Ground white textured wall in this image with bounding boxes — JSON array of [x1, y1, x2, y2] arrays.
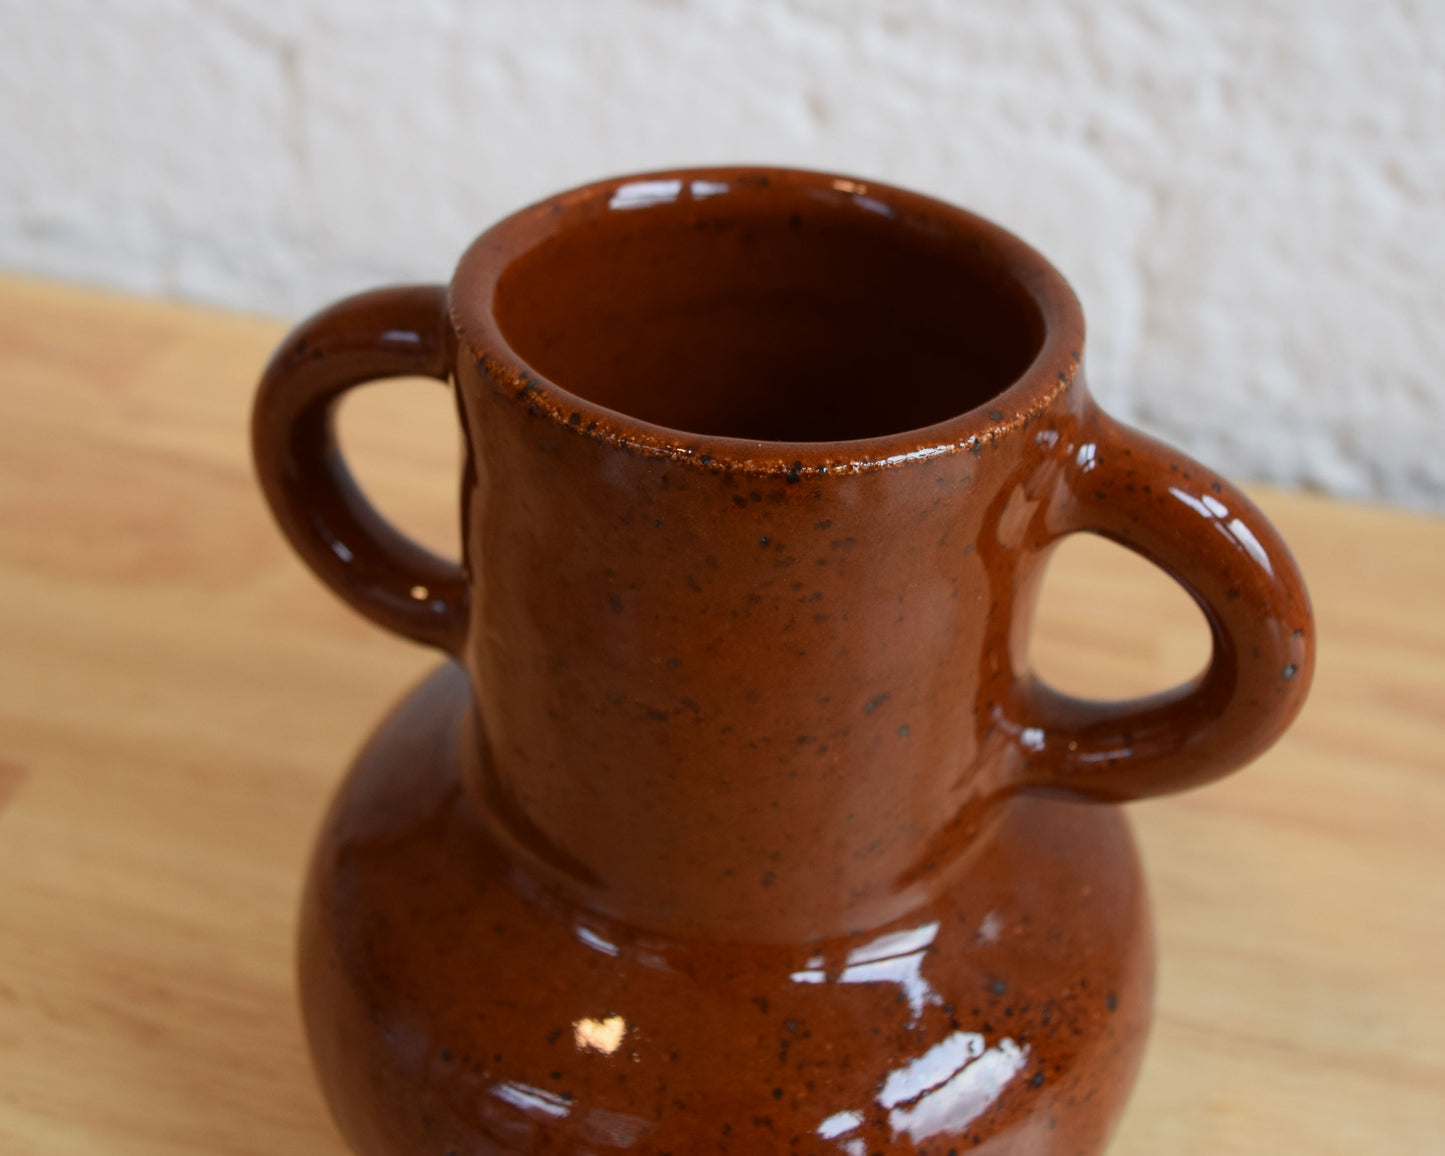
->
[[3, 0, 1442, 508]]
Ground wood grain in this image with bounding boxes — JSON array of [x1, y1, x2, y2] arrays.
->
[[0, 275, 1440, 1155]]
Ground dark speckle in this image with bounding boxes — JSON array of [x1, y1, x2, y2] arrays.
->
[[1031, 1071, 1045, 1088], [1212, 481, 1223, 493], [608, 594, 624, 614], [699, 453, 713, 465], [568, 411, 582, 425], [1106, 992, 1118, 1011], [752, 996, 770, 1014], [987, 409, 1005, 422], [1282, 663, 1298, 680], [897, 724, 911, 738], [759, 536, 771, 548], [441, 1049, 452, 1062], [789, 211, 802, 229], [1226, 587, 1240, 602], [772, 1086, 784, 1099], [786, 460, 803, 484], [546, 1028, 563, 1044], [863, 692, 890, 715], [988, 977, 1008, 996]]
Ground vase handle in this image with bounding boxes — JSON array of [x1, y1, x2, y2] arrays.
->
[[1011, 405, 1313, 801], [251, 285, 469, 656]]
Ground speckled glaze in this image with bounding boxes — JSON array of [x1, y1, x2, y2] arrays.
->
[[253, 168, 1314, 1155]]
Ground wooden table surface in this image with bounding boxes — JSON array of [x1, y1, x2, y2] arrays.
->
[[0, 274, 1441, 1155]]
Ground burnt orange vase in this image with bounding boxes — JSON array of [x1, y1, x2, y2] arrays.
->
[[253, 169, 1313, 1156]]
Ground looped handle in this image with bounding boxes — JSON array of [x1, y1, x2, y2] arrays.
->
[[1013, 406, 1314, 801], [252, 284, 469, 655]]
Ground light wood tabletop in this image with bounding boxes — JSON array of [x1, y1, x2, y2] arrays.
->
[[0, 274, 1440, 1155]]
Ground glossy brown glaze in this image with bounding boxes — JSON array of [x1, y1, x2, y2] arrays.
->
[[302, 663, 1153, 1156], [253, 168, 1315, 1154]]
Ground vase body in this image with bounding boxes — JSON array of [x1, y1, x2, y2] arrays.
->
[[300, 663, 1153, 1156], [253, 168, 1315, 1155]]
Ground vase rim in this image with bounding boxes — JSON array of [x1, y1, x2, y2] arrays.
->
[[450, 165, 1086, 477]]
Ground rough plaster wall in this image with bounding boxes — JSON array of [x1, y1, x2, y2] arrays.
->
[[2, 0, 1442, 507]]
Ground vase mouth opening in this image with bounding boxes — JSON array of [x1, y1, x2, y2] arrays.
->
[[452, 167, 1085, 474]]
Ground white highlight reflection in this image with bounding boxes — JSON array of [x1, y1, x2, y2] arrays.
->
[[788, 927, 944, 1023], [576, 925, 620, 957], [873, 442, 953, 467], [881, 1033, 1029, 1144], [846, 922, 938, 965], [1170, 487, 1212, 519], [817, 1109, 864, 1139], [1227, 517, 1273, 575], [1170, 486, 1274, 576], [878, 1030, 983, 1108], [492, 1080, 572, 1119], [790, 953, 827, 984], [852, 194, 893, 217], [609, 179, 683, 210], [574, 1014, 627, 1054], [839, 922, 942, 1024]]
